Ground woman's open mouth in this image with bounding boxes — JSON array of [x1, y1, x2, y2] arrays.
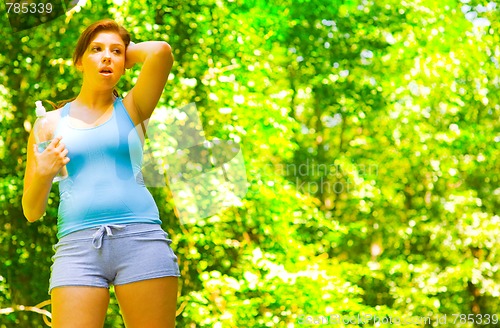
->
[[99, 67, 113, 76]]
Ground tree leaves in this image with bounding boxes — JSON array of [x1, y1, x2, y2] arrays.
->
[[1, 0, 499, 326]]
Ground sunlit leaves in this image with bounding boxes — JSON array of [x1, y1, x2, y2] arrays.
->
[[1, 0, 500, 326]]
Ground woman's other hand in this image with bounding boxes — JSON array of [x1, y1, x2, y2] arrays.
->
[[34, 136, 70, 180]]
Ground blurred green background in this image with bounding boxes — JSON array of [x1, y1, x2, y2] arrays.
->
[[1, 0, 499, 327]]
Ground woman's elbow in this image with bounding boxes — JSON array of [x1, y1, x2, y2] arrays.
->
[[22, 207, 37, 223], [22, 199, 41, 223], [156, 42, 173, 61], [25, 216, 38, 223], [159, 41, 172, 53], [23, 210, 39, 223]]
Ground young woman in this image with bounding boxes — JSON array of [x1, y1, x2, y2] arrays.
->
[[22, 19, 179, 327]]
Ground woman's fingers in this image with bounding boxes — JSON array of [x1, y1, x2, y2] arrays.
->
[[55, 141, 66, 152], [56, 143, 69, 162], [50, 136, 63, 148], [49, 137, 67, 154], [61, 149, 70, 164], [31, 136, 69, 179], [36, 136, 62, 153], [36, 137, 69, 163]]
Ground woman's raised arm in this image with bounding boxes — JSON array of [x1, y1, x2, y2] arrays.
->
[[123, 41, 173, 124]]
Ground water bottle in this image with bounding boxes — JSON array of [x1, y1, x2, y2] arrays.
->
[[33, 100, 68, 182]]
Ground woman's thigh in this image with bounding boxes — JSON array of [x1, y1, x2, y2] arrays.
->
[[115, 277, 178, 328], [51, 286, 109, 328]]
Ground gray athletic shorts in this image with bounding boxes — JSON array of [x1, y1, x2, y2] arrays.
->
[[49, 223, 180, 294]]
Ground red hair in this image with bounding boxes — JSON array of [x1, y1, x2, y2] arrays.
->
[[49, 19, 131, 109], [73, 18, 131, 66]]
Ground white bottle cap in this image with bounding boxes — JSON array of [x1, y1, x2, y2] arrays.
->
[[35, 100, 46, 117]]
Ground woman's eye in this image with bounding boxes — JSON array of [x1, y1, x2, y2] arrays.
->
[[92, 46, 101, 52], [113, 49, 121, 54]]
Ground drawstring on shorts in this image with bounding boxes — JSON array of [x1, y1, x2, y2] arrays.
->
[[92, 225, 125, 249]]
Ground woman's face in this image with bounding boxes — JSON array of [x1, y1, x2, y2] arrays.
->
[[76, 31, 126, 90]]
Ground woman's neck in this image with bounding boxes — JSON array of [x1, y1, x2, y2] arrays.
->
[[75, 86, 116, 111]]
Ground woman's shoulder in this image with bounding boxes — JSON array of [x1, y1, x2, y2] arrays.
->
[[46, 107, 64, 119], [45, 107, 65, 129]]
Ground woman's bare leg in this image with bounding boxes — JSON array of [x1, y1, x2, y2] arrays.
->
[[115, 277, 178, 328], [51, 286, 110, 328]]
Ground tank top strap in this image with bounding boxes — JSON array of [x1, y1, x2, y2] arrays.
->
[[60, 102, 71, 118], [114, 97, 140, 131], [114, 97, 129, 115], [54, 102, 70, 136]]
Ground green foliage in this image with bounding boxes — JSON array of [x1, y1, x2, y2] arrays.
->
[[1, 0, 499, 327]]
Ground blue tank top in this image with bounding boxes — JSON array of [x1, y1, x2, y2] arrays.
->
[[54, 97, 161, 238]]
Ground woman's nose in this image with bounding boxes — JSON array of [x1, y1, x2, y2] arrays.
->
[[102, 51, 111, 62]]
